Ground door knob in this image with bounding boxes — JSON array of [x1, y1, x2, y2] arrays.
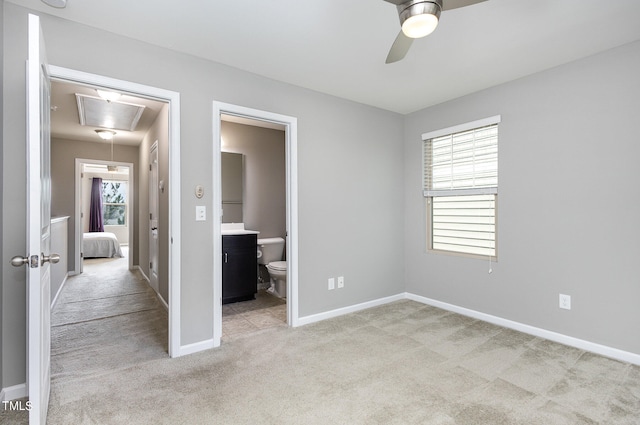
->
[[10, 255, 40, 268], [10, 256, 30, 267], [41, 253, 60, 265]]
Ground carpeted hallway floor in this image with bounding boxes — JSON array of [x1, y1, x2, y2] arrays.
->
[[3, 251, 639, 424]]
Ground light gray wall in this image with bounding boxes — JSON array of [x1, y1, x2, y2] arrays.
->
[[1, 3, 404, 389], [0, 0, 5, 392], [138, 103, 169, 303], [51, 138, 140, 268], [2, 1, 28, 390], [404, 40, 640, 355], [221, 121, 286, 239]]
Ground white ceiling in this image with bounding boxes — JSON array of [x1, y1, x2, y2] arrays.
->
[[10, 0, 640, 114]]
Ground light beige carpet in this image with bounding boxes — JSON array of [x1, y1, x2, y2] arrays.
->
[[3, 255, 639, 424]]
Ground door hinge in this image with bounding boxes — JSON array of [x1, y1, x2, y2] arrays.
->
[[149, 164, 152, 171], [150, 213, 153, 220], [81, 172, 84, 178], [81, 212, 83, 218]]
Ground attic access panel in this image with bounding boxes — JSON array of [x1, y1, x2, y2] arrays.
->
[[75, 93, 145, 131]]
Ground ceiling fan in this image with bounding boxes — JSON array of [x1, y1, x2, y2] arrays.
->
[[383, 0, 488, 64]]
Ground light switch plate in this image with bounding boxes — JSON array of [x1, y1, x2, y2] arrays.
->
[[328, 278, 335, 290], [196, 206, 206, 221]]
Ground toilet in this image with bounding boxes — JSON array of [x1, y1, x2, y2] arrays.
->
[[257, 237, 287, 298]]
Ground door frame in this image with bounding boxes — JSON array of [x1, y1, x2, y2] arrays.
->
[[74, 159, 135, 274], [49, 65, 182, 357], [212, 101, 300, 346], [148, 141, 160, 294]]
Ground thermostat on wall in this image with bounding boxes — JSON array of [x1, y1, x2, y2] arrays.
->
[[195, 185, 204, 199]]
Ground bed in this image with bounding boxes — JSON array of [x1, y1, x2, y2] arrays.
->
[[82, 232, 124, 258]]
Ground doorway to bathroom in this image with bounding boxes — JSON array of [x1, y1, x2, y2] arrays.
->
[[212, 102, 299, 345]]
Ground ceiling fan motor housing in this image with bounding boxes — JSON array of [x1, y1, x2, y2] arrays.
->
[[397, 0, 442, 27]]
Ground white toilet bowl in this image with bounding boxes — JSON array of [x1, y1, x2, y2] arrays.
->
[[265, 261, 287, 298], [257, 237, 287, 299]]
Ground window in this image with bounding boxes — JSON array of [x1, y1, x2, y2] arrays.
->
[[102, 180, 127, 226], [422, 116, 500, 258]]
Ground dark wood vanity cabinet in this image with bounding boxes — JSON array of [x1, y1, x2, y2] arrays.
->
[[222, 234, 257, 304]]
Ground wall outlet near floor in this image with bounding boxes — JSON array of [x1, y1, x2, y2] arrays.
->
[[328, 277, 335, 290], [559, 294, 571, 310], [337, 276, 344, 288]]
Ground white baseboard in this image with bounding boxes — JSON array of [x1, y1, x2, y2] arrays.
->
[[50, 272, 69, 309], [157, 294, 169, 311], [135, 265, 150, 282], [294, 291, 640, 366], [177, 339, 218, 357], [296, 293, 406, 326], [135, 266, 168, 311], [1, 383, 27, 401], [406, 292, 640, 366]]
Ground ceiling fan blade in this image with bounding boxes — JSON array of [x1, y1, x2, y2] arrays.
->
[[386, 31, 414, 64], [382, 0, 407, 5], [442, 0, 488, 11]]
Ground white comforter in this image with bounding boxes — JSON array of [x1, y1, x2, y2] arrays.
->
[[83, 232, 124, 258]]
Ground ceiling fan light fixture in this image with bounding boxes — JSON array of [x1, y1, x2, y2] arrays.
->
[[399, 1, 441, 38]]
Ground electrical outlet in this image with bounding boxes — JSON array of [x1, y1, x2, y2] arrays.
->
[[337, 276, 344, 288], [328, 278, 335, 290], [559, 294, 571, 310]]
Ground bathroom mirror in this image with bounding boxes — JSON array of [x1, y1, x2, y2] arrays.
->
[[221, 152, 244, 223]]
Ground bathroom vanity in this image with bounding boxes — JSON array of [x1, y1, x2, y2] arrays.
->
[[222, 228, 258, 304]]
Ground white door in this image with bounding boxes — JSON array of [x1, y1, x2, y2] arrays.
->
[[149, 142, 159, 293], [11, 14, 56, 425]]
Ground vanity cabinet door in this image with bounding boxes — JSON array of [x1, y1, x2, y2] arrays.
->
[[222, 234, 257, 304]]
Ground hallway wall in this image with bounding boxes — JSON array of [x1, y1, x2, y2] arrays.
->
[[221, 121, 286, 240], [51, 138, 140, 269]]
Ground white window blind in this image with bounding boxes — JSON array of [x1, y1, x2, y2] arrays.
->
[[422, 117, 499, 258], [424, 123, 498, 196], [430, 194, 496, 257]]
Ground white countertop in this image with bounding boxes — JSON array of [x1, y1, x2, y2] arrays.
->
[[221, 223, 259, 235]]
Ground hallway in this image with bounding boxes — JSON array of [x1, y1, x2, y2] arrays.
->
[[50, 249, 168, 386]]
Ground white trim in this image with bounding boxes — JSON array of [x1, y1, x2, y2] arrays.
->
[[178, 339, 217, 357], [212, 102, 300, 345], [296, 294, 406, 326], [421, 115, 501, 141], [50, 273, 68, 309], [134, 266, 168, 310], [1, 383, 28, 401], [424, 187, 498, 197], [296, 291, 640, 365], [406, 292, 640, 366], [74, 158, 134, 274], [50, 65, 182, 358], [135, 265, 150, 283]]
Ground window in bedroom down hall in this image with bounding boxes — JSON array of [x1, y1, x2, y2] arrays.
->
[[102, 180, 127, 226], [422, 116, 500, 259]]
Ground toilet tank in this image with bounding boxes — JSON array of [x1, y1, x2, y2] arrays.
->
[[257, 237, 285, 265]]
